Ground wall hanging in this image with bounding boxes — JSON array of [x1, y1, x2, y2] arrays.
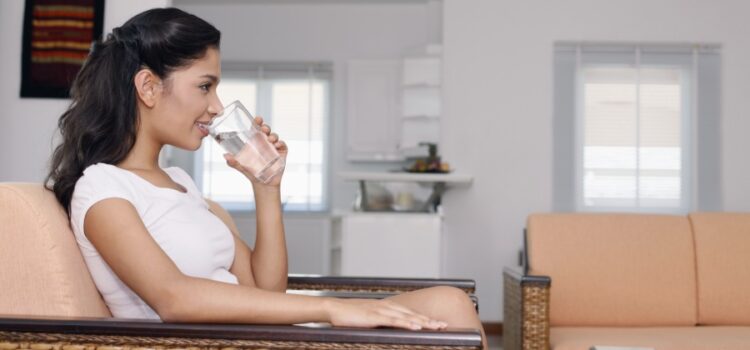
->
[[20, 0, 104, 98]]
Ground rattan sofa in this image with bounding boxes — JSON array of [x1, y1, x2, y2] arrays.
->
[[504, 213, 750, 350], [0, 183, 482, 350]]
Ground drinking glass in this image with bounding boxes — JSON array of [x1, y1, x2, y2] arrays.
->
[[208, 100, 285, 184]]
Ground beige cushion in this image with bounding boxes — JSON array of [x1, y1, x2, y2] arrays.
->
[[551, 326, 750, 350], [0, 183, 110, 317], [690, 212, 750, 325], [527, 213, 697, 326]]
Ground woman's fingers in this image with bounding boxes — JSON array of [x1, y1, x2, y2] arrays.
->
[[380, 304, 430, 324], [254, 116, 272, 134], [268, 132, 279, 143], [375, 302, 445, 330], [252, 116, 278, 145], [387, 316, 422, 331], [223, 153, 261, 181], [327, 298, 447, 331], [223, 153, 239, 167], [378, 309, 433, 330], [381, 300, 445, 328], [275, 140, 288, 153]]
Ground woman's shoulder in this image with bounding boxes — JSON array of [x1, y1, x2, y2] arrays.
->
[[75, 163, 138, 197], [81, 162, 120, 177], [70, 163, 143, 233]]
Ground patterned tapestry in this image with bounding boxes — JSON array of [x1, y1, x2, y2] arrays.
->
[[20, 0, 105, 98]]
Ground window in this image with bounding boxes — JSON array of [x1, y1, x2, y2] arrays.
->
[[553, 43, 722, 213], [581, 65, 689, 210], [195, 63, 331, 212]]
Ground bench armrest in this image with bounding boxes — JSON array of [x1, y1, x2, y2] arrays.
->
[[287, 274, 476, 294], [503, 266, 551, 350], [0, 315, 483, 350], [288, 274, 479, 312]]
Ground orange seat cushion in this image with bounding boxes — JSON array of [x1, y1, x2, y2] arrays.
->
[[527, 213, 697, 326], [690, 212, 750, 325], [551, 326, 750, 350]]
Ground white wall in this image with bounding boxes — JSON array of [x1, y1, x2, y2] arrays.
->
[[442, 0, 750, 320], [0, 0, 169, 182], [0, 1, 68, 182]]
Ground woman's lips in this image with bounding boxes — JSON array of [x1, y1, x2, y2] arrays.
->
[[195, 122, 210, 137]]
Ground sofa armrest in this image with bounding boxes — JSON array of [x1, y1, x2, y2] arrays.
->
[[287, 274, 476, 294], [503, 266, 551, 350], [287, 274, 479, 312], [0, 315, 483, 350]]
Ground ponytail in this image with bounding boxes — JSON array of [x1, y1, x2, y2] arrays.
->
[[46, 7, 220, 215]]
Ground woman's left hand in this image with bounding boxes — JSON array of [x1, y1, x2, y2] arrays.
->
[[223, 116, 288, 188]]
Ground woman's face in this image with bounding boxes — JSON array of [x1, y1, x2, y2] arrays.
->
[[150, 47, 223, 151]]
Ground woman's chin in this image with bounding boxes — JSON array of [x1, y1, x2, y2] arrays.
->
[[188, 142, 202, 151], [192, 139, 205, 150], [166, 140, 202, 152]]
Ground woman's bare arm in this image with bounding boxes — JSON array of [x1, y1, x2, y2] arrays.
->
[[249, 186, 287, 292], [84, 198, 442, 330]]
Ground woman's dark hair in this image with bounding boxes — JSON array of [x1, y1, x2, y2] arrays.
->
[[46, 7, 220, 215]]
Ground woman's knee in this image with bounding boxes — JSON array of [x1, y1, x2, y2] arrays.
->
[[426, 286, 475, 311]]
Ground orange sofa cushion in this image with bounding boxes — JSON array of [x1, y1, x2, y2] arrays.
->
[[551, 326, 750, 350], [0, 183, 111, 317], [690, 212, 750, 325], [527, 213, 697, 326]]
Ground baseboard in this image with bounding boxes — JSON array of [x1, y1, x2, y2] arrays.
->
[[482, 322, 502, 335]]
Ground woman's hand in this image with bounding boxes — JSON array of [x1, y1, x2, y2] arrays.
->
[[223, 116, 288, 188], [324, 298, 448, 331]]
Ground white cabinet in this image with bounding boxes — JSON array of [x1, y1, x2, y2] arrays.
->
[[346, 45, 443, 161], [346, 60, 402, 161], [329, 171, 472, 278], [331, 213, 442, 278]]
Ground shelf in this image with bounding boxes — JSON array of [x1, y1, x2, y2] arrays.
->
[[339, 171, 473, 185]]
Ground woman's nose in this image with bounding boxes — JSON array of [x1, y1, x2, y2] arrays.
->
[[207, 94, 223, 116]]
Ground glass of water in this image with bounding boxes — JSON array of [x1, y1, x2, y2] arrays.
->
[[208, 100, 285, 184]]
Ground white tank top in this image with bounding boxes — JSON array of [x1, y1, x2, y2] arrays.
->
[[70, 163, 238, 320]]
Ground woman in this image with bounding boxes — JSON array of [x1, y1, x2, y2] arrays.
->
[[46, 7, 484, 343]]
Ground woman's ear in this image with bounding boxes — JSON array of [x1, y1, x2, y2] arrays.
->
[[134, 68, 161, 108]]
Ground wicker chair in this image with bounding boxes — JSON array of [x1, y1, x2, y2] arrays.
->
[[0, 183, 482, 350]]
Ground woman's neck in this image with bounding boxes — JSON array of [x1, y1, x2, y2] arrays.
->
[[117, 136, 163, 171]]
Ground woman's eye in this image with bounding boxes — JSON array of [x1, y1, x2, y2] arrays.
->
[[200, 83, 211, 92]]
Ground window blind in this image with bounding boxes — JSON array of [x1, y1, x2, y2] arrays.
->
[[553, 43, 722, 213]]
